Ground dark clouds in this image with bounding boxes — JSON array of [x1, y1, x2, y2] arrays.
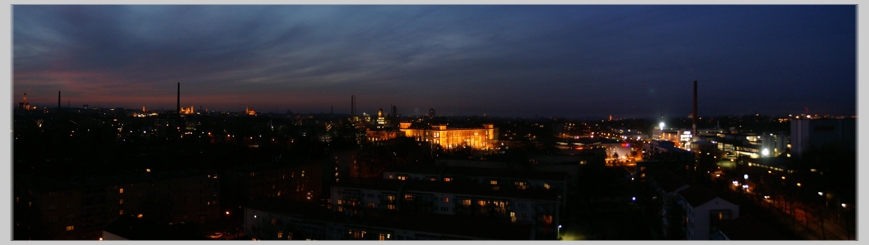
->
[[13, 5, 856, 118]]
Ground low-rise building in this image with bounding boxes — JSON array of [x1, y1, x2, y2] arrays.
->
[[676, 186, 739, 240]]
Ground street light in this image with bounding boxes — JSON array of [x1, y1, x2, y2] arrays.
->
[[744, 174, 749, 180]]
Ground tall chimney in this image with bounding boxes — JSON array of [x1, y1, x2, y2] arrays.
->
[[177, 82, 181, 114], [58, 91, 61, 109], [692, 80, 697, 139], [351, 95, 355, 118]]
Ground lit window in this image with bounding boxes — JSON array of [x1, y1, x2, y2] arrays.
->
[[388, 204, 395, 210], [119, 199, 124, 204], [397, 176, 406, 181], [66, 225, 74, 231], [387, 195, 394, 201], [119, 210, 124, 215], [337, 200, 343, 205], [137, 214, 143, 218], [119, 188, 124, 194], [544, 183, 550, 190], [278, 232, 283, 239], [490, 180, 498, 185], [444, 177, 452, 182], [463, 199, 471, 206], [444, 197, 449, 203]]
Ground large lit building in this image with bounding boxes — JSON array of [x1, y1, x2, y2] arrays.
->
[[400, 123, 497, 150], [331, 177, 560, 239], [790, 117, 856, 157]]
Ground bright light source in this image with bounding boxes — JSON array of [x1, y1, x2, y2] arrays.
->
[[762, 148, 770, 156], [742, 184, 749, 189], [631, 197, 636, 202], [226, 211, 230, 215], [797, 183, 802, 187], [659, 122, 665, 129], [744, 174, 749, 180], [842, 203, 847, 208], [818, 192, 824, 196]]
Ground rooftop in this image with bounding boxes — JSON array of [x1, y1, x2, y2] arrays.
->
[[334, 177, 560, 201]]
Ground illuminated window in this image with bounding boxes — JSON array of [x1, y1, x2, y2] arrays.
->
[[368, 202, 375, 207], [250, 172, 255, 177], [137, 214, 143, 218], [544, 183, 550, 190], [66, 225, 74, 231], [397, 175, 406, 181], [387, 195, 394, 201], [405, 194, 413, 200], [277, 232, 283, 239], [119, 199, 124, 204], [119, 188, 124, 194], [387, 204, 395, 210], [119, 210, 124, 215], [271, 218, 276, 225], [444, 197, 449, 203], [444, 177, 452, 182], [337, 200, 343, 205], [478, 200, 487, 206], [463, 199, 471, 206], [543, 215, 553, 224], [490, 180, 498, 185]]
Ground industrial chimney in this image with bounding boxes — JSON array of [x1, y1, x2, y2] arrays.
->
[[58, 91, 61, 110], [692, 80, 697, 139], [176, 82, 181, 114]]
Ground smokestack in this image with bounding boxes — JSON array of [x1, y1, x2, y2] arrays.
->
[[351, 95, 355, 118], [58, 91, 61, 109], [176, 82, 181, 114], [692, 80, 697, 138]]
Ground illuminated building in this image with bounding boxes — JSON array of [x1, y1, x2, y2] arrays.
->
[[245, 107, 257, 116], [331, 177, 558, 239], [18, 93, 33, 110], [180, 105, 194, 115], [400, 123, 497, 150], [376, 108, 385, 125], [366, 129, 399, 143]]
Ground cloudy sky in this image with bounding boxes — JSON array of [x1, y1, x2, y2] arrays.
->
[[12, 5, 856, 118]]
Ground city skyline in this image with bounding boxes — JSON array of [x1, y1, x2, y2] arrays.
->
[[12, 5, 857, 118]]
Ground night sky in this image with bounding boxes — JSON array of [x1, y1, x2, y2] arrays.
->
[[12, 5, 856, 119]]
